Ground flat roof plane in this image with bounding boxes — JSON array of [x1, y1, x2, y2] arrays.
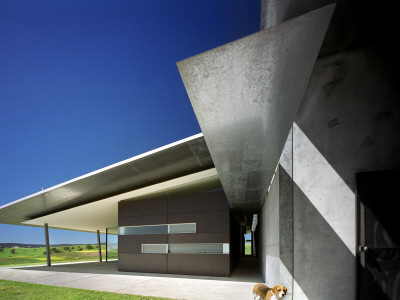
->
[[0, 133, 216, 230]]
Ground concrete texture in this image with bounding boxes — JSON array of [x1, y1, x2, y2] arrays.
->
[[292, 183, 355, 300], [260, 0, 399, 57], [260, 0, 333, 30], [287, 45, 400, 299], [259, 166, 279, 285], [295, 46, 400, 194], [278, 129, 294, 299], [292, 123, 355, 255], [178, 4, 335, 215], [257, 0, 400, 297], [0, 260, 262, 300], [259, 130, 294, 299]]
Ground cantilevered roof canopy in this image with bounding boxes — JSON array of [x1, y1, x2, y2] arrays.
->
[[0, 5, 336, 233], [23, 168, 220, 234], [178, 5, 335, 214], [0, 134, 217, 231]]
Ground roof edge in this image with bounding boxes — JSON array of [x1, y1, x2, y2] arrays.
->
[[0, 133, 204, 210]]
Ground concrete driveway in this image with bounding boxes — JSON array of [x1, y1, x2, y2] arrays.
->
[[0, 258, 261, 300]]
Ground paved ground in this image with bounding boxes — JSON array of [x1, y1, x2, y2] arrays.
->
[[0, 258, 262, 300]]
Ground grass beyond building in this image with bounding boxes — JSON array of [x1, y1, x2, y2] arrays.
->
[[0, 245, 117, 267]]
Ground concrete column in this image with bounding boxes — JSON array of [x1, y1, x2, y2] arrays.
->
[[97, 230, 102, 262], [251, 230, 256, 256], [105, 228, 108, 262], [44, 223, 51, 267]]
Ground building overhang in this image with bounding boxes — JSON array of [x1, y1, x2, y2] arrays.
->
[[0, 5, 336, 233], [0, 133, 219, 232], [177, 5, 335, 214], [23, 168, 220, 234]]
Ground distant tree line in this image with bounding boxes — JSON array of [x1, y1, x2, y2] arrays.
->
[[1, 244, 100, 256]]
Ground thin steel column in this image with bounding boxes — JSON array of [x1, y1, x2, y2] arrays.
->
[[97, 230, 102, 262], [44, 223, 51, 266], [105, 228, 108, 262], [251, 230, 255, 256]]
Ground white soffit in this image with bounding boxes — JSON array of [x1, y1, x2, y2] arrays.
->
[[0, 133, 214, 225], [23, 168, 220, 233]]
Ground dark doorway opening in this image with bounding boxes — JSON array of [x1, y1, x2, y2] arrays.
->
[[357, 169, 400, 300]]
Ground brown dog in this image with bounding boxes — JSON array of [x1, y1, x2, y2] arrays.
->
[[253, 283, 287, 300]]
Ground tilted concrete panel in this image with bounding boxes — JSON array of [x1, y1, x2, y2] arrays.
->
[[177, 5, 335, 214]]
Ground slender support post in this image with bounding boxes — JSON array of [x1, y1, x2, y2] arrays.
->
[[105, 228, 108, 262], [251, 214, 258, 257], [251, 230, 256, 256], [44, 223, 51, 266], [241, 228, 245, 257], [97, 230, 102, 262]]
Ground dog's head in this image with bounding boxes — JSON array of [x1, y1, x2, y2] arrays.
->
[[272, 285, 287, 298]]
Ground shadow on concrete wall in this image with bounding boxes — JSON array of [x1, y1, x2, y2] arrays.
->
[[288, 38, 400, 300], [280, 166, 396, 299], [295, 46, 400, 194], [278, 166, 354, 299]]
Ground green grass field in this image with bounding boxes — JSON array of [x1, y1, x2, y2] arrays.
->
[[0, 279, 175, 300], [245, 243, 251, 255], [0, 245, 118, 267]]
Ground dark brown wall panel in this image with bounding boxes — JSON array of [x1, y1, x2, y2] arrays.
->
[[118, 191, 231, 276], [167, 254, 230, 276], [119, 214, 167, 226], [168, 211, 229, 233], [168, 191, 229, 214], [119, 235, 168, 254], [119, 197, 167, 218], [118, 253, 167, 273]]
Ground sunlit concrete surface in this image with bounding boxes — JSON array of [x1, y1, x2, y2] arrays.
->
[[0, 259, 261, 300], [178, 5, 335, 214], [292, 123, 355, 254]]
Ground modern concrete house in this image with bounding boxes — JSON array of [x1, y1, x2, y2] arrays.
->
[[1, 1, 399, 299]]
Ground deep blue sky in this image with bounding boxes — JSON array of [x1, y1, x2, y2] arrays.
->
[[0, 0, 260, 244]]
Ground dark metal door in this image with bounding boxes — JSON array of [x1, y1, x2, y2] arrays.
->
[[357, 169, 400, 300]]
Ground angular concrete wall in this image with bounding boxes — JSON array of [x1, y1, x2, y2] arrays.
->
[[258, 0, 400, 299], [259, 47, 400, 300], [259, 166, 279, 286], [278, 130, 294, 299], [259, 129, 294, 298], [290, 45, 400, 299], [259, 122, 356, 299], [174, 0, 399, 297]]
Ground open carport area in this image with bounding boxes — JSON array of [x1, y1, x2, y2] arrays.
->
[[0, 258, 261, 300]]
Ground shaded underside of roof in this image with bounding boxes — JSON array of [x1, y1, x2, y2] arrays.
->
[[0, 134, 214, 226], [23, 168, 221, 234]]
